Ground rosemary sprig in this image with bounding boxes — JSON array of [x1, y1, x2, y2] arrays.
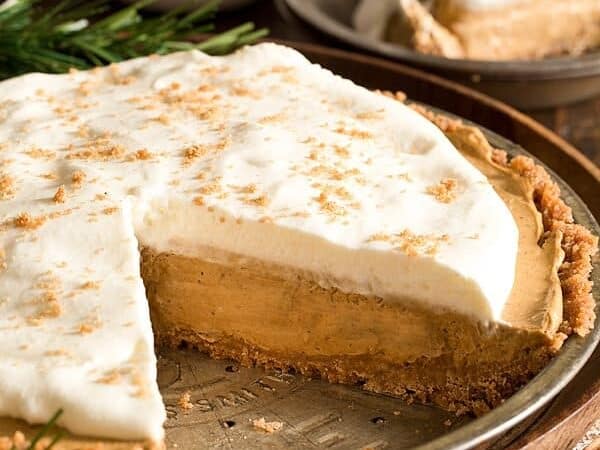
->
[[8, 408, 64, 450], [0, 0, 268, 79]]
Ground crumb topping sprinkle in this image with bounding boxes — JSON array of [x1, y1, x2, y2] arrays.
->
[[427, 177, 459, 203]]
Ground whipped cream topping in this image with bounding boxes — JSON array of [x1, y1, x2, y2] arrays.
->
[[0, 43, 518, 440]]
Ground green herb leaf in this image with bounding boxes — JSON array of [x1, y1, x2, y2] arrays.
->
[[0, 0, 268, 79], [23, 408, 63, 450]]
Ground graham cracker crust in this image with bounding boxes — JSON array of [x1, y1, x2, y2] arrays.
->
[[158, 328, 553, 417], [411, 104, 598, 337]]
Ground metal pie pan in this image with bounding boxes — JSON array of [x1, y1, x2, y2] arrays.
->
[[157, 110, 600, 450], [282, 0, 600, 109]]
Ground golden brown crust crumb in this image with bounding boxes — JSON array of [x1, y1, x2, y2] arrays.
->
[[181, 138, 230, 167], [368, 229, 449, 256], [0, 173, 15, 200], [25, 148, 56, 160], [177, 391, 194, 411], [26, 291, 62, 326], [426, 178, 458, 203], [115, 75, 137, 86], [44, 348, 69, 357], [183, 145, 207, 165], [2, 209, 71, 232], [131, 371, 148, 398], [333, 145, 350, 158], [238, 184, 257, 194], [245, 195, 269, 207], [315, 192, 347, 217], [198, 181, 221, 195], [127, 149, 154, 161], [152, 114, 170, 125], [81, 281, 101, 290], [355, 110, 383, 120], [52, 185, 66, 204], [258, 112, 286, 124], [14, 213, 46, 230], [102, 207, 118, 215], [231, 84, 261, 99], [0, 431, 27, 450], [40, 173, 58, 181], [374, 90, 407, 102], [252, 417, 283, 433], [35, 276, 61, 291], [78, 323, 95, 334], [71, 170, 86, 188], [334, 126, 373, 139], [67, 144, 125, 161], [77, 125, 90, 138], [257, 65, 294, 77], [96, 369, 121, 385]]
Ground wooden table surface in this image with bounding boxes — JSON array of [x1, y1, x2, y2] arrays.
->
[[217, 0, 600, 168]]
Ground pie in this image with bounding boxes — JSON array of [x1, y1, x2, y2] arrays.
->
[[0, 43, 596, 447], [354, 0, 600, 60]]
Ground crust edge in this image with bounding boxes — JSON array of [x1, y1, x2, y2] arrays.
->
[[408, 102, 598, 337]]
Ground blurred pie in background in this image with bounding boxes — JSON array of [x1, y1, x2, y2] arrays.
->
[[354, 0, 600, 60]]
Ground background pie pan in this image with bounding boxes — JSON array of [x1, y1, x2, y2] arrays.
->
[[0, 43, 598, 450], [283, 0, 600, 110]]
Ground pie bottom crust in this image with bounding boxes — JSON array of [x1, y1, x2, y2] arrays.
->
[[0, 108, 596, 450]]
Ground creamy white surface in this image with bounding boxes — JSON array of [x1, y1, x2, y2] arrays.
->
[[0, 43, 518, 440]]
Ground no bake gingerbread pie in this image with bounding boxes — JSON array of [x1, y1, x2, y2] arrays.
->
[[0, 44, 596, 447]]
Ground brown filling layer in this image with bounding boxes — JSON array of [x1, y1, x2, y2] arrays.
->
[[142, 246, 554, 415]]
